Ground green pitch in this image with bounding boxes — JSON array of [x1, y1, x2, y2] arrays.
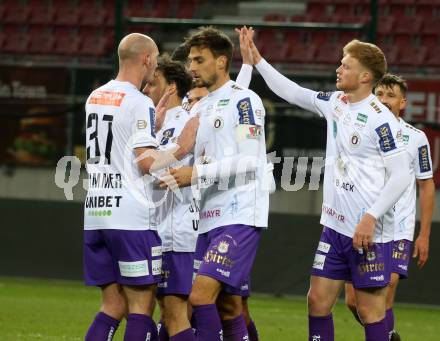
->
[[1, 277, 439, 340]]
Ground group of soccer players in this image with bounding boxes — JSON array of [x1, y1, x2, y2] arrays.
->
[[82, 24, 433, 341]]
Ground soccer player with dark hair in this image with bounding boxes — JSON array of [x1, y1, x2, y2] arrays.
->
[[345, 73, 435, 341], [83, 33, 161, 341], [239, 27, 411, 341], [142, 55, 198, 341], [162, 26, 270, 341]]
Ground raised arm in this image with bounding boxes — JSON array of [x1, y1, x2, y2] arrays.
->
[[238, 26, 323, 115]]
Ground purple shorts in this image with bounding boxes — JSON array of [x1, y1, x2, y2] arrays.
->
[[83, 229, 162, 286], [311, 227, 392, 289], [157, 251, 194, 296], [193, 224, 260, 296], [391, 239, 412, 279]]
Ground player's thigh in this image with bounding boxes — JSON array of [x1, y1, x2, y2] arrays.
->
[[355, 286, 388, 324], [344, 282, 357, 309], [216, 291, 243, 320], [308, 275, 344, 315], [189, 274, 222, 306]]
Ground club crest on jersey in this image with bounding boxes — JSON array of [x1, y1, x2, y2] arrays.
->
[[375, 123, 396, 153], [213, 116, 224, 129], [237, 97, 255, 125], [217, 241, 230, 254], [418, 145, 431, 172], [317, 91, 333, 101], [350, 132, 361, 147]]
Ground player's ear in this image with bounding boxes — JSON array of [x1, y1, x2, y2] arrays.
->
[[399, 97, 407, 111], [216, 55, 227, 70], [167, 82, 177, 93]]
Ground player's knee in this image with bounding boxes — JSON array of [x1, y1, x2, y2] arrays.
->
[[356, 303, 383, 324], [307, 289, 331, 315], [189, 288, 212, 306]]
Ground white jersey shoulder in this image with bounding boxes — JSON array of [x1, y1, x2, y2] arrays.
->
[[394, 119, 433, 241], [153, 106, 198, 252], [84, 80, 158, 231], [194, 80, 269, 234]]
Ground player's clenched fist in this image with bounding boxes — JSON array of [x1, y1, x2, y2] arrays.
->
[[353, 213, 376, 252], [160, 166, 197, 188]]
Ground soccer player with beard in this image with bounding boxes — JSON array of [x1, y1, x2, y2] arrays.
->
[[238, 27, 411, 341], [83, 33, 161, 341], [344, 74, 434, 341], [161, 27, 270, 341], [142, 55, 197, 341]]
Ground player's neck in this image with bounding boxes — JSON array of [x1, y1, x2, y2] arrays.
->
[[345, 87, 373, 104], [208, 73, 230, 92], [115, 67, 143, 90], [166, 95, 181, 111]]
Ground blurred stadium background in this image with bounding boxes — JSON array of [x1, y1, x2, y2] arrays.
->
[[1, 0, 440, 339]]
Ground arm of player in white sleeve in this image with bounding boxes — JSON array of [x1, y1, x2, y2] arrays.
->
[[255, 58, 322, 115], [366, 152, 411, 219], [235, 64, 253, 89], [195, 125, 261, 182]]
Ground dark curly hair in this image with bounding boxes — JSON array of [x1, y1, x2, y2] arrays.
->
[[185, 26, 234, 71], [375, 73, 408, 97], [157, 55, 193, 99]]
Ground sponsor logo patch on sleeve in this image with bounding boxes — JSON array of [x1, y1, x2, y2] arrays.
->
[[418, 145, 431, 172], [375, 123, 396, 153], [317, 91, 333, 101], [237, 97, 255, 125]]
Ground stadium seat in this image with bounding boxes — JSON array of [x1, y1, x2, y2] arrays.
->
[[152, 0, 171, 17], [314, 42, 344, 64], [78, 5, 108, 27], [29, 4, 56, 25], [2, 30, 30, 53], [284, 41, 317, 64], [392, 17, 422, 34], [377, 17, 394, 34], [28, 26, 56, 54], [53, 28, 81, 55], [3, 3, 31, 24], [54, 4, 80, 26], [421, 18, 440, 36], [176, 0, 197, 19], [425, 46, 440, 66], [397, 45, 427, 66]]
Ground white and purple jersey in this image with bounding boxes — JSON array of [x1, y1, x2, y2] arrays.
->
[[255, 59, 405, 243], [152, 106, 198, 252], [84, 80, 158, 231], [394, 118, 433, 241], [194, 80, 269, 234]]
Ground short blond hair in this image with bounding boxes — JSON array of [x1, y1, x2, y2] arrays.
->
[[343, 39, 387, 85]]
